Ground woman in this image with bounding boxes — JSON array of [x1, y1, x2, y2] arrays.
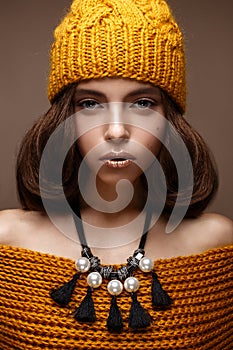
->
[[0, 0, 232, 349]]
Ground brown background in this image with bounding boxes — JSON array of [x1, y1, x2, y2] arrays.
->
[[0, 0, 232, 219]]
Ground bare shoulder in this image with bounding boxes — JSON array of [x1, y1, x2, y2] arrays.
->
[[0, 209, 23, 244], [198, 212, 233, 242], [181, 212, 233, 251], [0, 209, 80, 259], [0, 209, 46, 245]]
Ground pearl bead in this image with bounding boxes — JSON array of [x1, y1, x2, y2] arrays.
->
[[75, 257, 91, 273], [107, 280, 123, 296], [139, 257, 154, 272], [87, 272, 102, 288], [124, 277, 139, 293]]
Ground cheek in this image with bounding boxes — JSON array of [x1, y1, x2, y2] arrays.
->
[[77, 130, 101, 158], [147, 138, 162, 157], [132, 115, 166, 155], [142, 139, 162, 170], [77, 135, 90, 158], [134, 129, 163, 157]]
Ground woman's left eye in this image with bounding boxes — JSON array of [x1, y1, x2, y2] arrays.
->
[[133, 99, 156, 109], [77, 99, 101, 110]]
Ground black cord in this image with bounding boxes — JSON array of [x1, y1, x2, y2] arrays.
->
[[72, 208, 152, 252], [72, 207, 88, 248], [138, 209, 152, 251]]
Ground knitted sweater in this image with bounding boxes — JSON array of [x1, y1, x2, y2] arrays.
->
[[0, 245, 232, 350]]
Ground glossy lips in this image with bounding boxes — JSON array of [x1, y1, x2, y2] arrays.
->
[[106, 159, 132, 168], [100, 152, 135, 169]]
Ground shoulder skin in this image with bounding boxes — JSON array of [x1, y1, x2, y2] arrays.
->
[[0, 209, 47, 246], [0, 209, 232, 260], [0, 209, 21, 245], [179, 212, 233, 252]]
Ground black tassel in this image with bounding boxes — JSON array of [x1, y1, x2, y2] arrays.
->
[[152, 271, 172, 308], [107, 295, 123, 332], [74, 288, 96, 323], [128, 292, 151, 329], [50, 272, 80, 306]]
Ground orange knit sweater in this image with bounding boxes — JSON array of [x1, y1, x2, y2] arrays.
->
[[0, 245, 232, 349]]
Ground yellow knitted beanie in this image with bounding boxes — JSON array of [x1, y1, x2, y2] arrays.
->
[[48, 0, 186, 113]]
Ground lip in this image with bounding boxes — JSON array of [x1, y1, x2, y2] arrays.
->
[[100, 151, 136, 162], [105, 159, 133, 168], [100, 151, 135, 169]]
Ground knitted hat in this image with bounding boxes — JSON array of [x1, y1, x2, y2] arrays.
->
[[48, 0, 186, 113]]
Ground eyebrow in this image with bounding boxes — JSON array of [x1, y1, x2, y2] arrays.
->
[[74, 87, 161, 100], [74, 89, 106, 99], [125, 88, 161, 99]]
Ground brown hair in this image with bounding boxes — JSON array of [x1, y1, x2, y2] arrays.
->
[[16, 83, 218, 218], [159, 90, 218, 217]]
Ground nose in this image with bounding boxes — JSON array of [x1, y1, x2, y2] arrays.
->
[[104, 123, 130, 143], [104, 103, 130, 143]]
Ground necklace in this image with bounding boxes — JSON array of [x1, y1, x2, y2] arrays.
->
[[50, 210, 172, 332]]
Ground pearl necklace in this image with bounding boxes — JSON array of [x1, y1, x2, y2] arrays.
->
[[76, 247, 153, 295], [50, 210, 172, 331]]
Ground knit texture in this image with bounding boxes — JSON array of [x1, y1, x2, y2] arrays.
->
[[48, 0, 186, 113], [1, 245, 232, 349]]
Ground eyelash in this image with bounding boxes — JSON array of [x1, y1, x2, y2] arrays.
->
[[75, 98, 158, 110], [76, 99, 100, 110], [132, 98, 158, 109]]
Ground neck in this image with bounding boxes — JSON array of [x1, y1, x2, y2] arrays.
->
[[78, 175, 147, 226], [68, 175, 153, 255]]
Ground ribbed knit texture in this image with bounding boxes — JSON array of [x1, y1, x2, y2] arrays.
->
[[48, 0, 186, 113], [0, 245, 232, 349]]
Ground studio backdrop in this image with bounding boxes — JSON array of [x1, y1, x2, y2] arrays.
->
[[0, 0, 232, 219]]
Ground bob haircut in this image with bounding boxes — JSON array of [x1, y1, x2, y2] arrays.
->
[[16, 82, 218, 218]]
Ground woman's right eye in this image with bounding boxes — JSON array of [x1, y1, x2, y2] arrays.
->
[[77, 99, 100, 110]]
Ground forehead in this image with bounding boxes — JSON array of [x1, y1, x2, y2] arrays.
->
[[76, 77, 161, 99]]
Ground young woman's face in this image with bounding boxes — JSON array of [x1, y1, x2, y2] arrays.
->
[[74, 78, 166, 187]]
